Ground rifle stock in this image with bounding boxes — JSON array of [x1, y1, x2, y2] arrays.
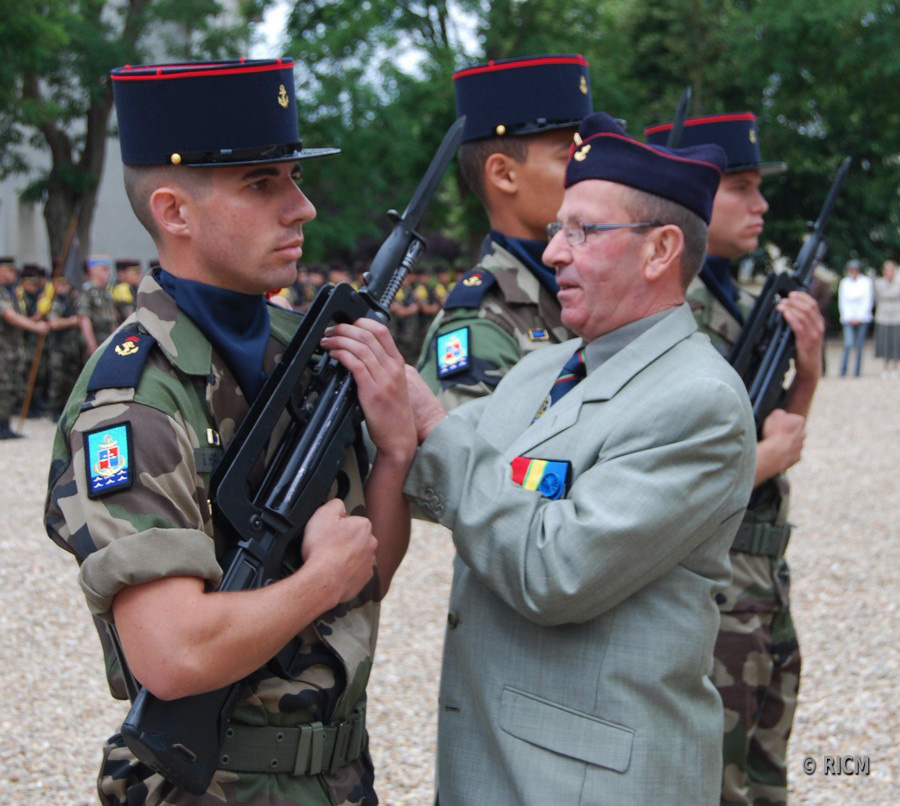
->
[[119, 116, 465, 793], [728, 157, 851, 427]]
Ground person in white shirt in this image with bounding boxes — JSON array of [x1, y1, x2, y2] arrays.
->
[[838, 258, 874, 376]]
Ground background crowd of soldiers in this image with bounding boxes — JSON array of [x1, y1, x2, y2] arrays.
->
[[0, 255, 458, 439], [0, 254, 141, 438], [277, 262, 459, 363]]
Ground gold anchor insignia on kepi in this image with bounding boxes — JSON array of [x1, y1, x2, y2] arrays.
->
[[278, 84, 289, 108], [749, 128, 757, 144], [579, 76, 588, 95], [463, 275, 483, 287]]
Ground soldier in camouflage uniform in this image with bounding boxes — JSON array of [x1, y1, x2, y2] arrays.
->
[[46, 273, 83, 418], [78, 255, 120, 355], [44, 59, 414, 805], [17, 263, 54, 416], [1, 259, 50, 437], [389, 271, 422, 363], [112, 258, 144, 320], [646, 113, 826, 806], [417, 55, 593, 409]]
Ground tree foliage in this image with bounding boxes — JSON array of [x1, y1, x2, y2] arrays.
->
[[284, 0, 898, 272], [0, 0, 264, 259], [3, 0, 897, 271]]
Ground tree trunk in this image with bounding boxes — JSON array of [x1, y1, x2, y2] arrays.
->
[[42, 92, 114, 266]]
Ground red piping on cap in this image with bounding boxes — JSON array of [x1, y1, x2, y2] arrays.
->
[[454, 55, 588, 81], [112, 61, 292, 81], [644, 112, 756, 136]]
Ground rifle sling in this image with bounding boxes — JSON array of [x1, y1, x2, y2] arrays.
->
[[219, 703, 366, 776]]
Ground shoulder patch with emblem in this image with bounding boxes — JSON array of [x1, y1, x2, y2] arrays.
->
[[510, 456, 572, 501], [436, 326, 471, 379], [443, 270, 497, 311], [84, 423, 133, 498], [87, 326, 158, 393]]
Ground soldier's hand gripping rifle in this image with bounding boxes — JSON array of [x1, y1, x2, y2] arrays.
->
[[728, 156, 851, 429], [118, 116, 465, 795]]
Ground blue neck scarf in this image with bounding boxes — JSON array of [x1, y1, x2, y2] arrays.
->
[[155, 268, 270, 402], [700, 255, 744, 325], [490, 230, 560, 295]]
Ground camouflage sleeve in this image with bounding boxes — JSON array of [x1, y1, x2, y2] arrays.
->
[[417, 311, 522, 411], [76, 290, 91, 317], [48, 398, 222, 622]]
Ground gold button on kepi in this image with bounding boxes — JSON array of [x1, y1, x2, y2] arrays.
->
[[170, 152, 182, 165], [495, 124, 506, 136]]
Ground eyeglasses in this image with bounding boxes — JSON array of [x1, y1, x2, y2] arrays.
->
[[546, 220, 663, 246]]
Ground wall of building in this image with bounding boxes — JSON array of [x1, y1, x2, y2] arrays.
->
[[0, 134, 157, 270]]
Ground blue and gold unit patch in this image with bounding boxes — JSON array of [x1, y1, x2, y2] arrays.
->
[[85, 423, 133, 498], [437, 327, 471, 379]]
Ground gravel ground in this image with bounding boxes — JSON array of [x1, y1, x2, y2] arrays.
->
[[0, 339, 896, 804]]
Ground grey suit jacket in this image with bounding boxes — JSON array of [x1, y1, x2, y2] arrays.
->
[[405, 303, 756, 805]]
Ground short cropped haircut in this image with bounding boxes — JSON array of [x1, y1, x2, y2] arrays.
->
[[122, 165, 212, 241], [617, 185, 709, 289], [457, 135, 535, 208]]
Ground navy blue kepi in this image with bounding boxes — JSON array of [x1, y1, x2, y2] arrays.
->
[[111, 59, 339, 167], [453, 54, 593, 143], [644, 112, 786, 177]]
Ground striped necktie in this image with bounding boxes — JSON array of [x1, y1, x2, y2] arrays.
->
[[533, 346, 587, 420]]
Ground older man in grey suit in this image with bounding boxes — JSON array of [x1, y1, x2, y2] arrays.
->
[[326, 112, 756, 805]]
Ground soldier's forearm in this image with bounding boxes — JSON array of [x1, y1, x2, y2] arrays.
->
[[112, 571, 346, 701]]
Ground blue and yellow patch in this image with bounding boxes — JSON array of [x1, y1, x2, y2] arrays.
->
[[436, 327, 471, 379], [510, 456, 571, 500], [84, 423, 133, 498]]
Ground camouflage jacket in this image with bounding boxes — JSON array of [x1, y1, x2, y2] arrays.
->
[[77, 285, 119, 345], [0, 287, 26, 415], [45, 272, 378, 805], [687, 265, 790, 528], [0, 285, 25, 356], [416, 236, 571, 411]]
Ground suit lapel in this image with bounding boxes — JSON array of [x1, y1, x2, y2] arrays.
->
[[507, 304, 698, 457]]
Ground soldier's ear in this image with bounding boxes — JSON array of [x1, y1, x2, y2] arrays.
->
[[149, 186, 190, 239], [484, 152, 518, 198]]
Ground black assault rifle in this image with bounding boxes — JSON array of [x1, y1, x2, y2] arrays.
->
[[728, 156, 851, 428], [118, 116, 466, 794], [666, 86, 692, 148]]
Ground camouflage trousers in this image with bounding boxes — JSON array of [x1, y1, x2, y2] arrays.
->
[[713, 551, 801, 806], [48, 332, 84, 412], [0, 342, 25, 421], [23, 331, 51, 411]]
